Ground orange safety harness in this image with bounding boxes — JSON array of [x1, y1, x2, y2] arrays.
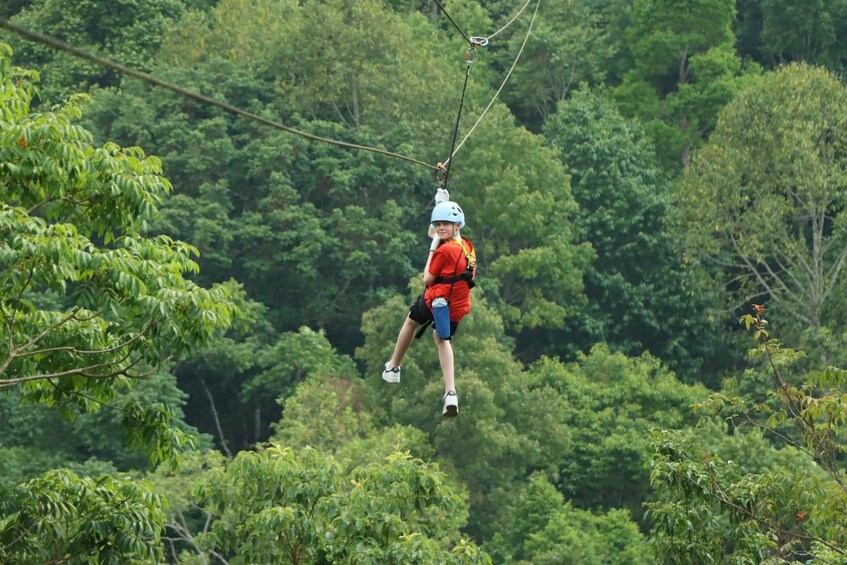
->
[[433, 238, 476, 289]]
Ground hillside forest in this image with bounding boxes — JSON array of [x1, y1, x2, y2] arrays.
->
[[3, 0, 847, 562]]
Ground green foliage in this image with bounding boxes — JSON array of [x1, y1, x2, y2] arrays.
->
[[159, 0, 457, 158], [488, 473, 652, 564], [498, 0, 615, 130], [4, 0, 192, 104], [454, 104, 592, 333], [673, 63, 847, 340], [146, 449, 227, 563], [650, 429, 811, 562], [648, 311, 847, 561], [80, 0, 593, 350], [271, 374, 373, 455], [613, 0, 744, 168], [544, 87, 736, 382], [0, 44, 236, 468], [193, 445, 489, 563], [243, 326, 358, 415], [358, 288, 569, 539], [175, 320, 358, 453], [0, 0, 27, 20], [358, 289, 704, 541], [87, 67, 424, 350], [758, 0, 847, 71], [628, 0, 736, 81], [166, 283, 274, 452], [527, 345, 707, 520], [0, 469, 166, 563], [0, 371, 200, 488], [12, 3, 847, 562]]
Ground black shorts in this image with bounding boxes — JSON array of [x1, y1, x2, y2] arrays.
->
[[408, 293, 459, 338]]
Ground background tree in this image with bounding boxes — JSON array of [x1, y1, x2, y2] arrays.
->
[[356, 285, 703, 545], [451, 104, 593, 334], [522, 507, 651, 564], [672, 63, 847, 354], [193, 445, 490, 563], [497, 0, 615, 131], [612, 0, 742, 168], [0, 371, 202, 490], [357, 288, 574, 541], [270, 373, 435, 468], [10, 0, 847, 561], [758, 0, 847, 71], [487, 472, 652, 564], [543, 87, 737, 382], [525, 346, 707, 520], [1, 0, 198, 104], [81, 0, 593, 346]]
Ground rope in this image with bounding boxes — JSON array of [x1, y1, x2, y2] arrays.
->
[[443, 0, 541, 166], [432, 0, 475, 46], [441, 49, 474, 191], [483, 0, 534, 42], [0, 18, 438, 171]]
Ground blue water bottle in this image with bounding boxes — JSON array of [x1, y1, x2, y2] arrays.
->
[[431, 297, 451, 340]]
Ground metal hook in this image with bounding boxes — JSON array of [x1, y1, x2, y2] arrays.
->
[[469, 36, 489, 47], [435, 162, 449, 184]]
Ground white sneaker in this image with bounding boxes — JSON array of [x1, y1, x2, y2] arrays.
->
[[381, 363, 400, 383], [442, 391, 458, 417]]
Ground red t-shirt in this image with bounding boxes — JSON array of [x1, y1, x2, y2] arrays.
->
[[425, 237, 475, 322]]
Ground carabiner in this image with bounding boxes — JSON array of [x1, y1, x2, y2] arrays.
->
[[465, 46, 476, 65], [469, 36, 489, 47], [435, 162, 449, 184]]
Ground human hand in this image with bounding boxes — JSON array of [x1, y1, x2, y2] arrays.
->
[[430, 235, 440, 252], [435, 187, 450, 204]]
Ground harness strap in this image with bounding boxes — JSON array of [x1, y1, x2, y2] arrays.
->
[[434, 272, 474, 285], [433, 238, 476, 287]]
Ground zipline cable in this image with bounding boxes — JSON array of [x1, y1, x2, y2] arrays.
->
[[0, 18, 438, 171], [483, 0, 534, 43], [432, 0, 475, 47], [440, 47, 475, 191], [442, 0, 541, 168]]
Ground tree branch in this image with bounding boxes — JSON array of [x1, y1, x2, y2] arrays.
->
[[673, 466, 846, 557], [0, 351, 148, 388], [198, 376, 233, 460]]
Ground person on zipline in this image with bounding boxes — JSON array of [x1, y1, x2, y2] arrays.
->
[[381, 188, 476, 417]]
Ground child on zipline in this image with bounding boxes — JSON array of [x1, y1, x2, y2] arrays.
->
[[382, 189, 476, 417]]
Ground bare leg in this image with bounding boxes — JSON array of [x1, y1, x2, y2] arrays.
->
[[433, 331, 455, 394], [387, 316, 419, 368]]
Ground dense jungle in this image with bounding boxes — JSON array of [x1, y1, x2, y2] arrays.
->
[[3, 0, 847, 562]]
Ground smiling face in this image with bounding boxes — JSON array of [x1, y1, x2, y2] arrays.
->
[[433, 221, 459, 240]]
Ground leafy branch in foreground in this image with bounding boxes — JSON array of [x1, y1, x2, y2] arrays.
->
[[0, 43, 237, 462], [648, 305, 847, 563], [0, 469, 166, 564], [0, 43, 238, 562]]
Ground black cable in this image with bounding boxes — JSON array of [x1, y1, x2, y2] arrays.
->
[[442, 57, 472, 192], [0, 18, 437, 171], [432, 0, 475, 46], [447, 0, 542, 162]]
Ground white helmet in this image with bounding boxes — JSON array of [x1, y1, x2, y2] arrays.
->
[[430, 201, 465, 228]]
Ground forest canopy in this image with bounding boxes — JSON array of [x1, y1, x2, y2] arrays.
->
[[3, 0, 847, 562]]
